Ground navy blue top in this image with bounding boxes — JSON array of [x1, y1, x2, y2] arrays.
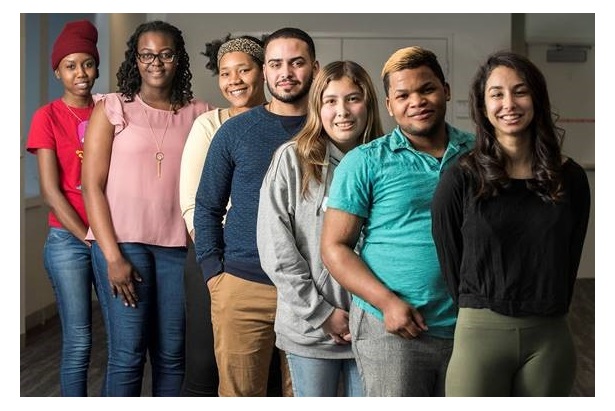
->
[[194, 105, 305, 285]]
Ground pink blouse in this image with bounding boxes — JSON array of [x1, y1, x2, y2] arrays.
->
[[86, 93, 212, 246]]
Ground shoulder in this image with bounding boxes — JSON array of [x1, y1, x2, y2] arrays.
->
[[193, 108, 223, 127], [188, 98, 215, 113], [216, 106, 264, 135], [446, 123, 476, 147], [561, 157, 590, 189], [31, 100, 58, 121], [267, 141, 299, 176]]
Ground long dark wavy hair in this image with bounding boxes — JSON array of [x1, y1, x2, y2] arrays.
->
[[116, 20, 194, 110], [461, 50, 565, 202], [294, 60, 383, 199]]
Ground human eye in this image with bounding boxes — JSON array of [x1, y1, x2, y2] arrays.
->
[[139, 53, 154, 63], [395, 92, 407, 101], [220, 71, 229, 77], [348, 94, 362, 103], [161, 51, 175, 62], [292, 60, 305, 68]]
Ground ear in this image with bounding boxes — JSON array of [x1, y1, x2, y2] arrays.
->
[[312, 60, 320, 74], [444, 82, 451, 102], [385, 97, 393, 117], [54, 68, 61, 79]]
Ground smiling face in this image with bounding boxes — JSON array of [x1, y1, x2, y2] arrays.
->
[[320, 76, 368, 153], [484, 65, 534, 141], [263, 37, 318, 104], [55, 52, 97, 103], [218, 51, 265, 112], [385, 66, 450, 140], [136, 31, 177, 91]]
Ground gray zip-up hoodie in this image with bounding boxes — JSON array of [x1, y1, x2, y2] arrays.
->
[[257, 140, 353, 359]]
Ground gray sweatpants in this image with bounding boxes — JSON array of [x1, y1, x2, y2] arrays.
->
[[349, 303, 453, 396]]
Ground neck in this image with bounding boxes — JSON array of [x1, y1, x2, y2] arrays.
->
[[500, 139, 533, 178], [403, 126, 449, 158], [139, 89, 172, 110], [497, 132, 533, 177], [62, 95, 93, 108], [267, 98, 307, 117]]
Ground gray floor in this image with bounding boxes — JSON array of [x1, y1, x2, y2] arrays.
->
[[20, 279, 595, 397]]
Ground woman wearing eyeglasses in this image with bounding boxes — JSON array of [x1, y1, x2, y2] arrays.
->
[[81, 20, 213, 396]]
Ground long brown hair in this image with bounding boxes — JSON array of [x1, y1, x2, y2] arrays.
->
[[462, 50, 564, 202], [294, 60, 383, 198]]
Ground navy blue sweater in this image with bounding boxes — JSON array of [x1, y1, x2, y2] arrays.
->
[[194, 105, 305, 285]]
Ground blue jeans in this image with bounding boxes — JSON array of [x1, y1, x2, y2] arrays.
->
[[92, 242, 187, 397], [286, 353, 363, 397], [43, 227, 99, 397]]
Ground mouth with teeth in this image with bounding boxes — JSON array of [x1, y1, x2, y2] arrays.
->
[[335, 121, 355, 131]]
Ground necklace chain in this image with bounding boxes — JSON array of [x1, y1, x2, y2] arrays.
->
[[139, 94, 172, 178], [63, 99, 92, 123]]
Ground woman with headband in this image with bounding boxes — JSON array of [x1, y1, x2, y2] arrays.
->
[[179, 34, 269, 396]]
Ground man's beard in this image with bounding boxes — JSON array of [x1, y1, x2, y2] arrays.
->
[[267, 75, 313, 104]]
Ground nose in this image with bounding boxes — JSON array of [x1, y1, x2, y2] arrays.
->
[[228, 70, 242, 84], [280, 63, 294, 80], [502, 92, 516, 109], [76, 65, 88, 77], [408, 92, 425, 107], [336, 101, 350, 117]]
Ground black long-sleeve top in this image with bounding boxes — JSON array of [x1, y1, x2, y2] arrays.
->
[[431, 158, 591, 317]]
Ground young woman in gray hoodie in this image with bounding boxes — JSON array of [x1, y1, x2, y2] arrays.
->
[[257, 60, 383, 397]]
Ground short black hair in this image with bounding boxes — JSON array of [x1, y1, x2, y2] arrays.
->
[[263, 27, 315, 61]]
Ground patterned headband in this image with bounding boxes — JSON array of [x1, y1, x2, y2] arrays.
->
[[217, 38, 264, 65]]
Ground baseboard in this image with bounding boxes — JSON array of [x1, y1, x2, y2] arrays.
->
[[25, 302, 58, 332]]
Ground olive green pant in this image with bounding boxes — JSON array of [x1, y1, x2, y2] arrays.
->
[[446, 308, 576, 397]]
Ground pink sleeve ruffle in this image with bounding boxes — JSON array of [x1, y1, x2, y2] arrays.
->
[[99, 93, 127, 135]]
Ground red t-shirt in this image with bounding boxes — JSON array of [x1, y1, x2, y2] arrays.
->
[[26, 99, 94, 228]]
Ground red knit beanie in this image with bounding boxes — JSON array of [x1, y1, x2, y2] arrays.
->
[[51, 20, 99, 70]]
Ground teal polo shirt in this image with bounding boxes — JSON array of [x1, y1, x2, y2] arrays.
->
[[327, 124, 475, 338]]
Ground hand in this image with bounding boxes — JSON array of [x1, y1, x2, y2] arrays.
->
[[381, 297, 428, 340], [107, 257, 142, 308], [322, 308, 351, 345]]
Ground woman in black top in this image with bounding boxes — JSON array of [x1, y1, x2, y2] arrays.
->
[[431, 51, 590, 396]]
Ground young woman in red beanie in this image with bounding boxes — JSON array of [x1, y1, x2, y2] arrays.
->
[[81, 20, 213, 397], [26, 19, 103, 397]]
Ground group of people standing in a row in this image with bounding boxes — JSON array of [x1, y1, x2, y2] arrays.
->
[[26, 18, 590, 398]]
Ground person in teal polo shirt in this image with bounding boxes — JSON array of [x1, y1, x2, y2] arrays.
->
[[321, 46, 474, 397]]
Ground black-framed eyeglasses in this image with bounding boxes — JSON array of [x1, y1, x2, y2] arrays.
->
[[137, 52, 176, 64]]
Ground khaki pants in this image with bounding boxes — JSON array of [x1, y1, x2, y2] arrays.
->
[[208, 272, 291, 396]]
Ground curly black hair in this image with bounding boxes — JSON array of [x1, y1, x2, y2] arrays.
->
[[116, 20, 194, 109], [201, 33, 266, 76]]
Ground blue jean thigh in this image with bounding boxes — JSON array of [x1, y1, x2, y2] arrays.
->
[[91, 242, 187, 397], [44, 227, 96, 396], [286, 353, 363, 397]]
